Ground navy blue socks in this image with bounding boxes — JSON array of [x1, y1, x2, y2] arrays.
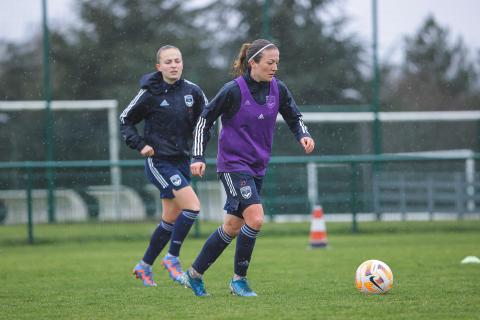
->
[[192, 226, 233, 274], [142, 220, 174, 265], [234, 224, 259, 277], [168, 209, 199, 256]]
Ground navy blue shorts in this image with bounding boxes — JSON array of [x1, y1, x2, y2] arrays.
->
[[218, 172, 263, 218], [145, 157, 191, 199]]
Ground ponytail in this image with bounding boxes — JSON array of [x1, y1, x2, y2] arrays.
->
[[231, 43, 251, 77]]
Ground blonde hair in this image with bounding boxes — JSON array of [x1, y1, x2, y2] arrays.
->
[[156, 45, 180, 64], [231, 39, 277, 77]]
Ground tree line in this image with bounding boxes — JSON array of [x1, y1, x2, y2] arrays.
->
[[0, 0, 479, 162]]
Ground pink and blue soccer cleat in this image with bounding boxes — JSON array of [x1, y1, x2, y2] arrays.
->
[[132, 262, 157, 287], [162, 254, 184, 283]]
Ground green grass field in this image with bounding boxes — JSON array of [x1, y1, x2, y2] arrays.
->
[[1, 220, 479, 319]]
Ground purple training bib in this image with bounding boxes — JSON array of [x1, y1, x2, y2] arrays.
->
[[217, 76, 280, 176]]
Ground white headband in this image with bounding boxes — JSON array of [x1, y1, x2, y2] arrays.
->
[[247, 43, 274, 63]]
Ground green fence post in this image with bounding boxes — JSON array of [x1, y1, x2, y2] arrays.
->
[[42, 0, 55, 223], [262, 0, 271, 40], [371, 0, 382, 156], [26, 166, 34, 244], [267, 164, 277, 221], [192, 178, 200, 238], [351, 162, 359, 233]]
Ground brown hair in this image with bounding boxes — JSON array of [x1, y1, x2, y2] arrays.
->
[[156, 45, 180, 64], [231, 39, 277, 77]]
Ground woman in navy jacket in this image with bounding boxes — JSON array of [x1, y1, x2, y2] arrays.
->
[[120, 45, 207, 287]]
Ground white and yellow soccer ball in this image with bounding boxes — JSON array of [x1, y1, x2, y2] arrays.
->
[[355, 260, 393, 294]]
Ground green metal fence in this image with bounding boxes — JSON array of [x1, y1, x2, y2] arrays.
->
[[1, 153, 479, 244]]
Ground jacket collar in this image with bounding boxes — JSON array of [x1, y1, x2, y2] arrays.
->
[[140, 71, 183, 95]]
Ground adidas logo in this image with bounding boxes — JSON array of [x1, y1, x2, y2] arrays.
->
[[160, 99, 169, 107], [258, 114, 264, 120]]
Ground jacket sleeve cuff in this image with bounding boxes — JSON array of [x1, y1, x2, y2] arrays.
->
[[191, 156, 206, 164], [297, 132, 312, 141], [135, 141, 146, 151]]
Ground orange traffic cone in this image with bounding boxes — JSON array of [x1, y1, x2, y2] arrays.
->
[[309, 205, 328, 248]]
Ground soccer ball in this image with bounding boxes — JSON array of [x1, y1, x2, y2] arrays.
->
[[355, 260, 393, 294]]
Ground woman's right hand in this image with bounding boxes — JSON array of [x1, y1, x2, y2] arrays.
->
[[190, 162, 206, 177], [140, 145, 155, 157]]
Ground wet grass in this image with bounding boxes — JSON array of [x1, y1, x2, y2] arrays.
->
[[1, 220, 479, 319]]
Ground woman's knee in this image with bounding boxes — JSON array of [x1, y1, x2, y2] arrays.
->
[[161, 208, 181, 223], [243, 204, 264, 230], [184, 198, 200, 212], [222, 219, 241, 237], [173, 187, 201, 212], [246, 215, 264, 230]]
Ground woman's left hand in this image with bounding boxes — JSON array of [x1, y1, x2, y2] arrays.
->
[[300, 137, 315, 154]]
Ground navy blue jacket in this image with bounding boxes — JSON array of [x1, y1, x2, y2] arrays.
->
[[120, 71, 207, 159], [192, 73, 311, 162]]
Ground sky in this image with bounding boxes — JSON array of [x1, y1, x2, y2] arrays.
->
[[0, 0, 479, 63]]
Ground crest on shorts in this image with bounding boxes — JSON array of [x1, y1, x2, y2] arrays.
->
[[170, 174, 182, 186], [184, 95, 194, 107], [240, 186, 252, 199]]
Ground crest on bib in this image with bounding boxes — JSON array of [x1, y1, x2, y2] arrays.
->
[[266, 95, 276, 109]]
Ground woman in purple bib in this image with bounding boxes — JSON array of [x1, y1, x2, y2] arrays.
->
[[183, 39, 315, 297]]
